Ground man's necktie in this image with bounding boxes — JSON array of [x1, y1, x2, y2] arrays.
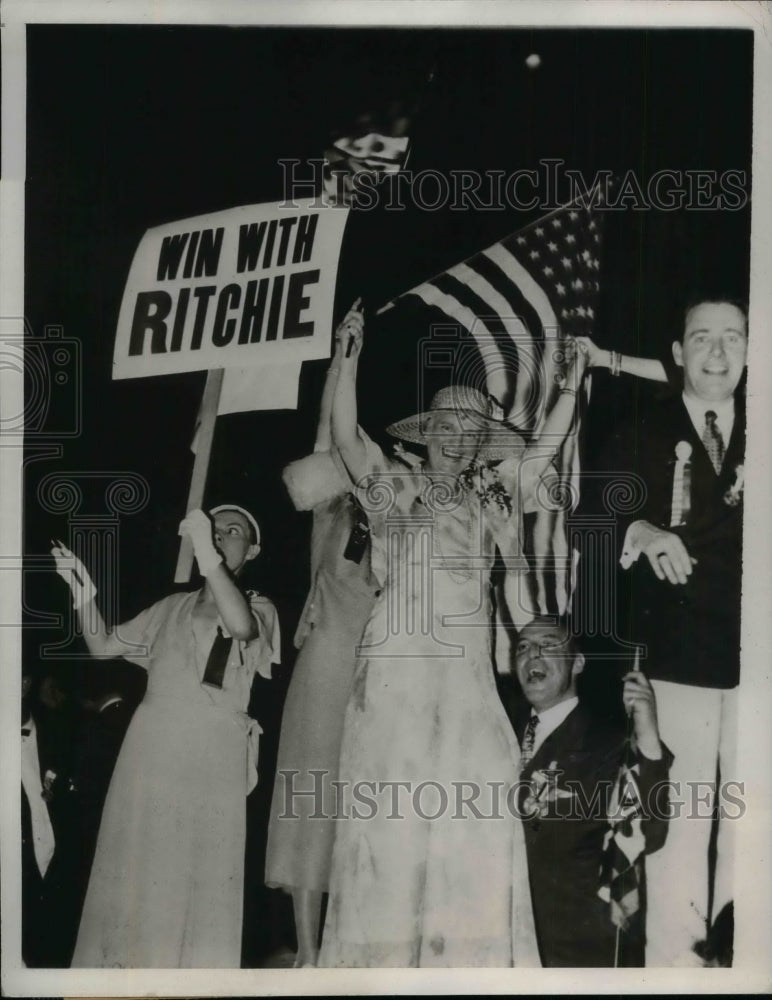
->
[[702, 410, 725, 474], [519, 714, 539, 773], [202, 626, 232, 689]]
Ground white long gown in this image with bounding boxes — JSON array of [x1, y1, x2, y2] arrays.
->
[[319, 442, 540, 967], [72, 589, 279, 968]]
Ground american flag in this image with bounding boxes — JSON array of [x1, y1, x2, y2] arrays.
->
[[379, 185, 608, 621], [597, 740, 647, 940]]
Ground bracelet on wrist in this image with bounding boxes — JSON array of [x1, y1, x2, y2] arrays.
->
[[327, 367, 340, 377], [610, 351, 622, 377], [560, 386, 577, 396]]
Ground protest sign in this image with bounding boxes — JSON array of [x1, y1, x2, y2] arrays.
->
[[113, 198, 348, 379]]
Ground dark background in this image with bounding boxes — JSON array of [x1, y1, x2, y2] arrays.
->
[[21, 24, 753, 964]]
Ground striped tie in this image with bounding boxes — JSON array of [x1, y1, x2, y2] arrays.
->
[[520, 714, 540, 773], [702, 410, 725, 474]]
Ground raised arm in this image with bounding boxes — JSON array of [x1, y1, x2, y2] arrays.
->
[[519, 338, 590, 501], [331, 301, 368, 482], [314, 303, 362, 451], [180, 509, 259, 641], [202, 563, 259, 640], [575, 335, 667, 383], [50, 542, 140, 659]]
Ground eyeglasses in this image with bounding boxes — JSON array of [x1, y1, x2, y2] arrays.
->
[[516, 636, 571, 658]]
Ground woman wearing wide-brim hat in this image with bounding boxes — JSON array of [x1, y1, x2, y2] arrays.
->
[[318, 305, 589, 967]]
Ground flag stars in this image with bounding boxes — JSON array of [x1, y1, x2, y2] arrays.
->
[[561, 256, 572, 269], [565, 234, 576, 245], [547, 241, 558, 252], [572, 278, 584, 291], [568, 210, 579, 220], [587, 306, 595, 318], [535, 227, 544, 237], [555, 282, 566, 296], [588, 220, 597, 231], [543, 266, 554, 277], [516, 236, 527, 245], [529, 249, 540, 260], [551, 218, 563, 229], [576, 305, 587, 318]]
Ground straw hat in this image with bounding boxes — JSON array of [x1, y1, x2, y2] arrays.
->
[[386, 385, 526, 462]]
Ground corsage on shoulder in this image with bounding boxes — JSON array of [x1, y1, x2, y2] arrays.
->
[[458, 460, 513, 517]]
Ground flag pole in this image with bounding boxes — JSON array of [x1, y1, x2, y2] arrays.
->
[[174, 368, 224, 583]]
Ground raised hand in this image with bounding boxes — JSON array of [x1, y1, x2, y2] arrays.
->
[[50, 539, 97, 609], [179, 509, 222, 576], [574, 335, 606, 369], [334, 298, 364, 360], [560, 336, 590, 392], [622, 668, 662, 759]]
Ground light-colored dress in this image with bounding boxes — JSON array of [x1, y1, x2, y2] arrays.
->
[[72, 589, 280, 968], [318, 440, 540, 968], [265, 491, 378, 892]]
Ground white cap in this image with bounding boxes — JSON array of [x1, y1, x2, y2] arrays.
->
[[209, 504, 260, 546]]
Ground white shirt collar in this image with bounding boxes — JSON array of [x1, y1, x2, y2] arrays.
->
[[530, 696, 579, 756], [681, 392, 735, 445]]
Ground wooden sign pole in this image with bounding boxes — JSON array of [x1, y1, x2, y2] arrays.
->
[[174, 368, 224, 583]]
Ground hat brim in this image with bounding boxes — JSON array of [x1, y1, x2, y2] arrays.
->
[[386, 408, 527, 462]]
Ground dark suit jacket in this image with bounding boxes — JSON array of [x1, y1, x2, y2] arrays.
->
[[21, 712, 77, 967], [606, 393, 744, 688], [517, 704, 672, 967]]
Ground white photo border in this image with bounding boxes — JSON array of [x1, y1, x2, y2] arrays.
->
[[2, 1, 771, 995]]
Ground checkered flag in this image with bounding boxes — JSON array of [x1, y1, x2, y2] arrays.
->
[[598, 651, 647, 944], [597, 744, 646, 932]]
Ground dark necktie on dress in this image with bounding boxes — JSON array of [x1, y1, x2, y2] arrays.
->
[[519, 714, 540, 773], [343, 495, 370, 564], [202, 626, 232, 689], [702, 410, 725, 474]]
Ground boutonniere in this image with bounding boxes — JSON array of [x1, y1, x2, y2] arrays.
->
[[724, 464, 744, 507], [458, 461, 513, 517], [522, 762, 573, 817]]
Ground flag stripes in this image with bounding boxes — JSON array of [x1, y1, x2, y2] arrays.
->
[[380, 186, 607, 618]]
